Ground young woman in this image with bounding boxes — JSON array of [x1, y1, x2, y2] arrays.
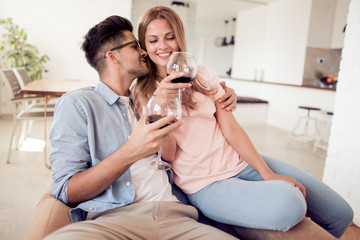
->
[[132, 6, 353, 238]]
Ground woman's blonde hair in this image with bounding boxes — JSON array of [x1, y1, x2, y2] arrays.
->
[[132, 6, 214, 115]]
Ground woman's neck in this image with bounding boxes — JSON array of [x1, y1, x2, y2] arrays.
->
[[157, 66, 167, 79]]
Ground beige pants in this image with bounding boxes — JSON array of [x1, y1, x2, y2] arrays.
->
[[44, 201, 237, 240]]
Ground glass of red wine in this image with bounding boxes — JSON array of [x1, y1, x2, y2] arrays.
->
[[146, 94, 182, 170], [166, 52, 197, 100]]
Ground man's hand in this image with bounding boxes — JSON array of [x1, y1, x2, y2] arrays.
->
[[126, 110, 182, 162], [217, 81, 237, 112]]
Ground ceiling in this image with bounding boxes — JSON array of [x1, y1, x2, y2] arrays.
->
[[131, 0, 279, 26]]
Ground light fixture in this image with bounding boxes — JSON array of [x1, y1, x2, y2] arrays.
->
[[215, 18, 236, 47], [228, 18, 236, 45], [221, 20, 229, 46], [171, 1, 189, 8]]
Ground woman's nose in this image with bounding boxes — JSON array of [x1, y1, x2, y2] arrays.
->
[[158, 39, 167, 49]]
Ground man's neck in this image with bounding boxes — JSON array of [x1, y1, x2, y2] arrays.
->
[[101, 71, 133, 97]]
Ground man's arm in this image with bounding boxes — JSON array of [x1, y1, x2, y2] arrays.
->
[[218, 81, 237, 112], [66, 113, 182, 206]]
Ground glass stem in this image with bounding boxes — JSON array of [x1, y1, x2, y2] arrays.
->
[[178, 88, 182, 103], [158, 146, 163, 161]]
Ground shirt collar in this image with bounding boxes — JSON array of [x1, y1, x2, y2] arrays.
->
[[95, 80, 120, 105]]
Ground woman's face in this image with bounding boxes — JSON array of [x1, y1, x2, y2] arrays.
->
[[144, 18, 180, 76]]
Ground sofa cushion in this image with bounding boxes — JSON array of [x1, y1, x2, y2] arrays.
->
[[24, 180, 337, 240], [23, 182, 71, 240]]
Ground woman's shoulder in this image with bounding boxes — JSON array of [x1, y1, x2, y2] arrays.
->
[[196, 65, 220, 87], [197, 65, 217, 78]]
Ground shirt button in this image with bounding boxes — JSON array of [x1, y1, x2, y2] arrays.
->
[[126, 182, 130, 186], [123, 113, 126, 117]]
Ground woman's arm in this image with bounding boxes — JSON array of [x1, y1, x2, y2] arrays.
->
[[160, 133, 177, 162], [214, 101, 306, 197]]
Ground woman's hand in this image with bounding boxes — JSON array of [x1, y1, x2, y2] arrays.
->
[[262, 172, 306, 198], [154, 72, 192, 98], [217, 81, 237, 112]]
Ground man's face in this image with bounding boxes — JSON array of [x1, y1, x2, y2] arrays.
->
[[111, 31, 149, 78]]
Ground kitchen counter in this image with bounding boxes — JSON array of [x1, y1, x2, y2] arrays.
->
[[219, 76, 337, 92]]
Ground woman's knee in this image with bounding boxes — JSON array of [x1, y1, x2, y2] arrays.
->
[[271, 182, 307, 231]]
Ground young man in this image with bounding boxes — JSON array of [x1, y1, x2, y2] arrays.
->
[[45, 15, 237, 239]]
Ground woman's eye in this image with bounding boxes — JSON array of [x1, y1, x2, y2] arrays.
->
[[149, 39, 157, 43], [167, 37, 175, 40]]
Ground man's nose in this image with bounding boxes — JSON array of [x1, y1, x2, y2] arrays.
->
[[140, 48, 147, 57]]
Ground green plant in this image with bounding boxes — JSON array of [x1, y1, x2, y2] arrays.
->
[[0, 17, 50, 80]]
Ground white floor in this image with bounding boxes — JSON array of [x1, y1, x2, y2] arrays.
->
[[0, 114, 327, 240]]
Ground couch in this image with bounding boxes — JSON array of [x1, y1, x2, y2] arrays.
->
[[24, 179, 336, 240]]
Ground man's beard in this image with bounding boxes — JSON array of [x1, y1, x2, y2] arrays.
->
[[132, 66, 150, 78]]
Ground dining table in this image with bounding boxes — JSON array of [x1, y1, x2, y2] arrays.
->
[[19, 77, 97, 121], [19, 78, 97, 97]]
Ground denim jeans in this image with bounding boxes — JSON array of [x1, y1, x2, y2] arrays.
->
[[187, 154, 353, 238]]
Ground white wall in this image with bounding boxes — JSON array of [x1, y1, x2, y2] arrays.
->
[[307, 0, 336, 48], [232, 5, 267, 80], [198, 22, 235, 77], [0, 0, 132, 114], [262, 0, 312, 85], [231, 0, 312, 85], [330, 0, 352, 48], [323, 0, 360, 227]]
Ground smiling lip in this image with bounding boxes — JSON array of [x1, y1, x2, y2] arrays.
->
[[157, 52, 171, 58]]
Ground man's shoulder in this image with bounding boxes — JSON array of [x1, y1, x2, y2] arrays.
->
[[60, 86, 97, 102], [56, 86, 99, 109], [64, 86, 96, 97]]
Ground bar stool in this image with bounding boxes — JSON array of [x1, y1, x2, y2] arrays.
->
[[288, 106, 321, 146], [313, 111, 333, 152]]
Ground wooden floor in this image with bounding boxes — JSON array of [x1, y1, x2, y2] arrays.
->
[[341, 225, 360, 240]]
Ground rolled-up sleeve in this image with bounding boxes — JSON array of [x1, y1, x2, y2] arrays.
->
[[49, 93, 91, 205]]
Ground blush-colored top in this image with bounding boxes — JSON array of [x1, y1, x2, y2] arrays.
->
[[171, 65, 248, 194]]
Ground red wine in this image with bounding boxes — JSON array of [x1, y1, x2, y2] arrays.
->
[[148, 114, 178, 128], [148, 114, 165, 123], [171, 76, 192, 83]]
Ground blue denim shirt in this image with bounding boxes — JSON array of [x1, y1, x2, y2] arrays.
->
[[49, 80, 158, 222]]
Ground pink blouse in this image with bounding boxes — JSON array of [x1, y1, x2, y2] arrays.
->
[[171, 65, 248, 194]]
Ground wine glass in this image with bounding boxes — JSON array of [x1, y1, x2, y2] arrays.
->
[[146, 95, 182, 170], [166, 52, 198, 100]]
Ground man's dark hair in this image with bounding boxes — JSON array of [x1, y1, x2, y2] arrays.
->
[[81, 15, 133, 73]]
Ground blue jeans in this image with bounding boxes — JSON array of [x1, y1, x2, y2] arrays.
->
[[187, 154, 353, 238]]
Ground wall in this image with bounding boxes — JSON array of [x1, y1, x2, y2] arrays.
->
[[322, 0, 360, 227], [0, 0, 132, 114], [307, 0, 351, 49], [263, 0, 312, 85], [331, 0, 352, 48], [231, 0, 312, 85], [231, 5, 267, 80], [307, 0, 336, 48], [302, 47, 342, 86]]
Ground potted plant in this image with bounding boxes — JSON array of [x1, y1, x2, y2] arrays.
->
[[0, 17, 50, 80]]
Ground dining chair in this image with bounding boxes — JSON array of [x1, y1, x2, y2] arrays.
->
[[13, 67, 57, 109], [0, 68, 54, 169], [12, 67, 57, 146]]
